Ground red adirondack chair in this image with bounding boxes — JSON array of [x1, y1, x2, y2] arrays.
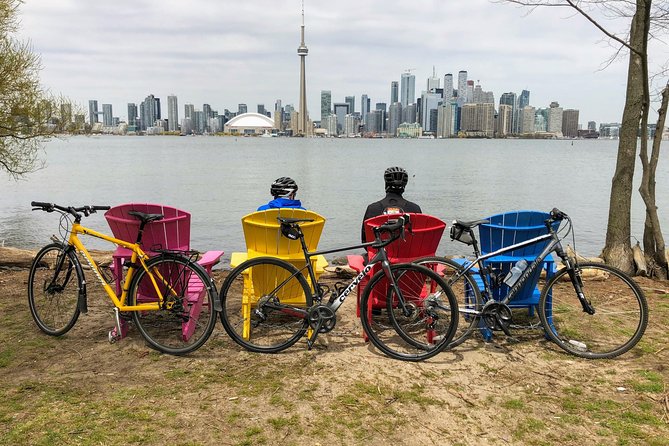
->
[[104, 203, 224, 341], [347, 213, 446, 338]]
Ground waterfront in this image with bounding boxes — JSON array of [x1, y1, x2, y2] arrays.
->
[[1, 136, 668, 264]]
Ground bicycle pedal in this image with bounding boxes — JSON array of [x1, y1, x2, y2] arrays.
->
[[108, 328, 121, 344]]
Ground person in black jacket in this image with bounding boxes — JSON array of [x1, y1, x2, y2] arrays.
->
[[361, 166, 421, 242]]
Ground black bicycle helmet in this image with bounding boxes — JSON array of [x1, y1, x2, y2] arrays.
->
[[270, 177, 298, 198], [384, 166, 408, 192]]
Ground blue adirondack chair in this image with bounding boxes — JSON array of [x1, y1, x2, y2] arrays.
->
[[452, 210, 557, 341], [478, 210, 556, 311]]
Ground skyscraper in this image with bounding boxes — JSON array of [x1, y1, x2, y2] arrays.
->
[[333, 103, 350, 135], [457, 71, 467, 105], [238, 104, 247, 115], [443, 74, 453, 99], [167, 95, 179, 132], [390, 81, 399, 104], [345, 96, 355, 115], [420, 92, 441, 133], [141, 94, 158, 130], [427, 67, 440, 92], [102, 104, 112, 126], [184, 103, 194, 121], [400, 72, 415, 109], [127, 103, 137, 127], [361, 94, 369, 124], [320, 90, 331, 120], [518, 89, 531, 109], [88, 100, 99, 124], [297, 0, 309, 135], [562, 109, 580, 138]]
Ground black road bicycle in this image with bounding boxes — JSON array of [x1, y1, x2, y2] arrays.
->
[[416, 208, 648, 359], [218, 214, 459, 361]]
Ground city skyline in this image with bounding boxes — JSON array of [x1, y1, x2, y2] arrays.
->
[[16, 1, 667, 125]]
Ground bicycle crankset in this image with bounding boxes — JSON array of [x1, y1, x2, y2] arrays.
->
[[308, 304, 337, 333], [481, 301, 513, 335]]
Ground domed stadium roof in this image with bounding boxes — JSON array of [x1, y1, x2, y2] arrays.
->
[[225, 112, 274, 128]]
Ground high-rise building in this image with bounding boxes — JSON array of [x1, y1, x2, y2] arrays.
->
[[520, 106, 536, 134], [344, 114, 359, 136], [562, 109, 580, 138], [167, 95, 179, 132], [400, 72, 416, 108], [324, 114, 337, 136], [436, 101, 457, 138], [420, 91, 442, 133], [361, 94, 370, 124], [127, 103, 137, 127], [257, 104, 266, 116], [457, 71, 467, 105], [499, 92, 516, 134], [443, 74, 453, 100], [297, 1, 309, 135], [496, 104, 513, 136], [388, 102, 402, 137], [333, 103, 349, 135], [390, 81, 399, 104], [140, 94, 159, 130], [345, 96, 355, 115], [459, 103, 495, 137], [404, 103, 417, 124], [547, 101, 563, 135], [238, 104, 247, 115], [320, 90, 331, 120], [88, 100, 99, 124], [427, 67, 440, 92], [102, 104, 113, 126]]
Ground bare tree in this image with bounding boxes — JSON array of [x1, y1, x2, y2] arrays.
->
[[499, 0, 663, 274], [1, 0, 68, 178], [639, 82, 668, 279]]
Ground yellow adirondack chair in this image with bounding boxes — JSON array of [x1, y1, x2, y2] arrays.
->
[[230, 209, 328, 340]]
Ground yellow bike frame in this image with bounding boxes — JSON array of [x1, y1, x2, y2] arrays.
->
[[68, 221, 173, 312]]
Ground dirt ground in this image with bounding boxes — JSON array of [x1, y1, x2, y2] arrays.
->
[[1, 264, 668, 446]]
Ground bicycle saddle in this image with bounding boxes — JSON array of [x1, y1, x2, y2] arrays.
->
[[452, 219, 489, 229], [127, 211, 164, 223]]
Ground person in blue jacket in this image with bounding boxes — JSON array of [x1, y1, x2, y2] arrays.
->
[[257, 177, 306, 211]]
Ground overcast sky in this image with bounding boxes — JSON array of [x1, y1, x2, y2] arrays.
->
[[15, 0, 669, 125]]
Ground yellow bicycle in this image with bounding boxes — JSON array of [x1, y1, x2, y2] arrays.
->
[[28, 201, 219, 355]]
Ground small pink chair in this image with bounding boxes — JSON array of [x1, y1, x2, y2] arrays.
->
[[104, 203, 223, 340]]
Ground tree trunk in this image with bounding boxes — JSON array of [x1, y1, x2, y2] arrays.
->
[[601, 0, 651, 274], [640, 82, 668, 279]]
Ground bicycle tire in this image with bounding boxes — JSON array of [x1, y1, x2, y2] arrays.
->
[[28, 243, 82, 336], [129, 254, 217, 355], [360, 263, 459, 361], [539, 262, 648, 359], [414, 257, 483, 348], [219, 256, 312, 353]]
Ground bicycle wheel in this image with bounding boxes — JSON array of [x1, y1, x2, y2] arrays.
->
[[414, 257, 483, 348], [219, 257, 312, 353], [539, 262, 648, 359], [129, 254, 217, 355], [360, 263, 459, 361], [28, 243, 82, 336]]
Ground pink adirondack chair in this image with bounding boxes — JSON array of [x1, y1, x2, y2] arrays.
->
[[104, 203, 223, 341], [347, 213, 446, 339]]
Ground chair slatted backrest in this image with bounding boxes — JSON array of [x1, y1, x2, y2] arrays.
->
[[363, 213, 446, 263], [105, 203, 191, 252], [241, 209, 325, 261], [478, 210, 552, 304], [361, 213, 446, 310]]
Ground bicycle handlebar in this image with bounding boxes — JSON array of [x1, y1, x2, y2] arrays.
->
[[371, 214, 412, 248], [31, 201, 111, 219]]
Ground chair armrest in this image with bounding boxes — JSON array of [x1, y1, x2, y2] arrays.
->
[[230, 252, 248, 269], [197, 250, 224, 273], [347, 255, 365, 273]]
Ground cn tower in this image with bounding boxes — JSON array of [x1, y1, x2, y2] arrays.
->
[[297, 0, 308, 136]]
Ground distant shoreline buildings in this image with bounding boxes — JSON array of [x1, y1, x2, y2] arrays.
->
[[56, 5, 663, 140]]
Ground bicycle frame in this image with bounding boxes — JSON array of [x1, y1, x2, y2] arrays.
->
[[453, 227, 569, 308], [67, 221, 172, 312]]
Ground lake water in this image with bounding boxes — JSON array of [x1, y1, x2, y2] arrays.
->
[[2, 135, 668, 265]]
